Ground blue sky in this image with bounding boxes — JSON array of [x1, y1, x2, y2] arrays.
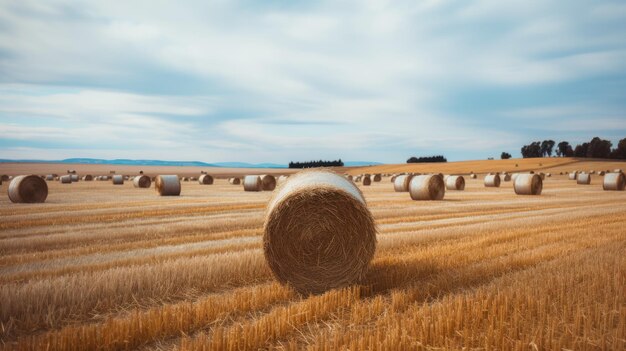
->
[[1, 0, 625, 164]]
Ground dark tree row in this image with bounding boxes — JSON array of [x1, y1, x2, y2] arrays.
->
[[288, 159, 344, 168], [406, 155, 447, 163], [518, 137, 626, 159]]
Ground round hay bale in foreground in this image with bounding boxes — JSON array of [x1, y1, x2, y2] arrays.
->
[[372, 174, 382, 182], [260, 174, 276, 191], [409, 174, 445, 200], [198, 174, 214, 185], [393, 174, 414, 192], [264, 171, 376, 294], [577, 173, 591, 185], [228, 177, 241, 185], [60, 175, 72, 184], [133, 175, 151, 188], [155, 175, 181, 196], [484, 174, 501, 187], [514, 174, 543, 195], [362, 175, 371, 186], [8, 175, 48, 203], [243, 175, 262, 191], [603, 172, 626, 191], [82, 175, 93, 181], [112, 175, 124, 185], [568, 171, 578, 180], [445, 175, 465, 191]]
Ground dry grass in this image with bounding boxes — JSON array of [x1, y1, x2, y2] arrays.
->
[[0, 159, 624, 351]]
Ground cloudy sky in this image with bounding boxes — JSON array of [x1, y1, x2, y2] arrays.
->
[[1, 0, 626, 164]]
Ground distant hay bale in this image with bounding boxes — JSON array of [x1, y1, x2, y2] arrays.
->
[[614, 169, 623, 173], [198, 174, 214, 185], [139, 170, 144, 175], [243, 175, 263, 192], [568, 171, 578, 180], [344, 174, 353, 182], [124, 176, 129, 181], [546, 173, 551, 177], [82, 175, 93, 181], [409, 174, 445, 200], [501, 173, 512, 182], [155, 175, 181, 196], [189, 177, 197, 181], [470, 174, 477, 179], [8, 175, 48, 203], [372, 174, 382, 182], [484, 174, 501, 187], [133, 175, 151, 188], [354, 176, 362, 183], [45, 175, 54, 181], [263, 171, 376, 294], [599, 171, 606, 176], [228, 177, 241, 185], [112, 175, 124, 185], [577, 173, 591, 185], [260, 175, 277, 191], [538, 172, 545, 180], [1, 175, 9, 182], [182, 177, 189, 182], [514, 174, 543, 195], [393, 174, 414, 192], [445, 175, 465, 191], [362, 175, 371, 186], [70, 174, 79, 182], [603, 172, 625, 191], [60, 175, 72, 184], [589, 170, 595, 174]]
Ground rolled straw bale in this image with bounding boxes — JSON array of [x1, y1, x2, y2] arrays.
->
[[470, 174, 477, 179], [501, 173, 512, 182], [445, 175, 465, 191], [409, 174, 445, 200], [70, 174, 79, 182], [577, 173, 591, 185], [8, 175, 48, 203], [124, 176, 129, 181], [190, 177, 197, 181], [514, 174, 543, 195], [393, 174, 414, 192], [390, 175, 398, 183], [529, 171, 535, 174], [102, 175, 110, 181], [182, 177, 189, 182], [362, 175, 371, 186], [45, 175, 54, 181], [372, 174, 382, 182], [60, 175, 72, 184], [599, 171, 605, 176], [589, 170, 595, 174], [243, 175, 262, 191], [228, 177, 241, 185], [139, 170, 144, 175], [260, 174, 277, 191], [484, 174, 501, 187], [568, 171, 578, 180], [1, 175, 9, 182], [614, 169, 623, 173], [133, 175, 151, 188], [112, 175, 124, 185], [155, 175, 181, 196], [546, 173, 551, 177], [263, 171, 376, 294], [82, 175, 93, 181], [538, 172, 545, 180], [198, 174, 214, 185], [344, 175, 353, 182], [603, 172, 626, 191], [354, 176, 362, 183]]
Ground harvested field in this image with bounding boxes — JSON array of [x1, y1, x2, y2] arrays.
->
[[0, 158, 624, 351]]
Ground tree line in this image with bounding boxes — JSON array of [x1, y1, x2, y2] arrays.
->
[[515, 137, 626, 159], [288, 159, 344, 168], [407, 155, 447, 163]]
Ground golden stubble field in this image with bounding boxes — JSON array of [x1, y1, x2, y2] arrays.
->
[[0, 158, 624, 350]]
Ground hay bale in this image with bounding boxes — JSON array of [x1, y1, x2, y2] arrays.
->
[[538, 172, 545, 180], [82, 175, 93, 181], [1, 175, 9, 182], [243, 175, 262, 191], [589, 170, 595, 174], [546, 173, 551, 177], [577, 173, 591, 185], [470, 174, 477, 179], [599, 171, 606, 176], [199, 174, 214, 185], [445, 175, 465, 191], [372, 174, 382, 182], [409, 174, 445, 200], [228, 177, 241, 185], [393, 174, 414, 192], [133, 175, 151, 188], [362, 175, 371, 186], [45, 175, 54, 181], [70, 174, 79, 182], [60, 175, 72, 184], [501, 173, 512, 182], [263, 171, 376, 294], [182, 177, 189, 182], [514, 174, 543, 195], [568, 171, 578, 180], [484, 174, 501, 187], [390, 175, 398, 183], [603, 172, 626, 191], [139, 170, 144, 175], [260, 175, 277, 191], [354, 176, 362, 183], [112, 175, 124, 185], [614, 169, 623, 173], [155, 175, 181, 196], [344, 175, 353, 182], [8, 175, 48, 203]]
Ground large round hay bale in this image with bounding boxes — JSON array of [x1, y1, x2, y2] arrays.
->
[[70, 174, 79, 182], [263, 171, 376, 294], [393, 174, 413, 192], [82, 175, 93, 181], [568, 171, 578, 180], [577, 173, 591, 185], [155, 175, 181, 196], [514, 174, 543, 195], [133, 175, 151, 188], [603, 172, 625, 191], [484, 174, 501, 187], [390, 175, 398, 183], [228, 177, 241, 185], [260, 174, 276, 191], [112, 175, 124, 185], [372, 174, 382, 182], [243, 175, 262, 191], [60, 175, 72, 184], [409, 174, 445, 200], [362, 175, 371, 186], [198, 174, 214, 185], [8, 175, 48, 203], [445, 175, 465, 191]]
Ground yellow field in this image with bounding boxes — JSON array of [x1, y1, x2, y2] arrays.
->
[[0, 158, 625, 350]]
